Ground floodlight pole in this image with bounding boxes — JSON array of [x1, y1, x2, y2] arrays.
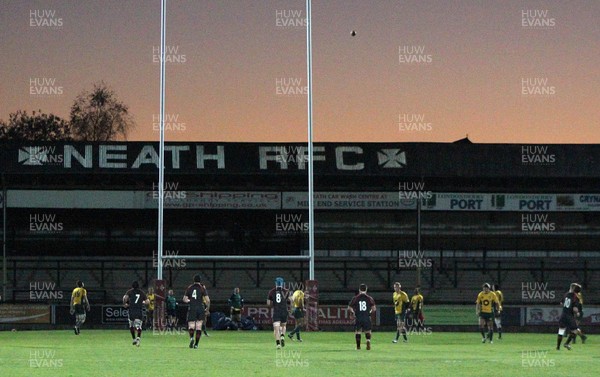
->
[[157, 0, 167, 280], [306, 0, 315, 281]]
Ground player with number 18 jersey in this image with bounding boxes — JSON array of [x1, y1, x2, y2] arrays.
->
[[348, 284, 376, 350]]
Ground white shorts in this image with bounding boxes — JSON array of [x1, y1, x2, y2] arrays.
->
[[129, 319, 143, 329]]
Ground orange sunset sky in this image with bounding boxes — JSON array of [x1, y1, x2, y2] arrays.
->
[[1, 0, 599, 144]]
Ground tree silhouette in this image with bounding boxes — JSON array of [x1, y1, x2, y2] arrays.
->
[[70, 81, 135, 141], [0, 110, 73, 141]]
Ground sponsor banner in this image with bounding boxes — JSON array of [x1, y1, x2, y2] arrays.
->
[[7, 189, 600, 211], [7, 190, 142, 209], [0, 304, 50, 324], [317, 305, 357, 326], [7, 190, 281, 210], [305, 280, 319, 331], [425, 193, 560, 212], [143, 191, 281, 209], [242, 305, 357, 327], [502, 194, 555, 212], [242, 306, 291, 326], [556, 194, 600, 211], [283, 192, 416, 210], [102, 305, 130, 324], [525, 306, 600, 325], [423, 193, 488, 211]]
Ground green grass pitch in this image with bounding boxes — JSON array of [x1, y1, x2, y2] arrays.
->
[[0, 329, 596, 377]]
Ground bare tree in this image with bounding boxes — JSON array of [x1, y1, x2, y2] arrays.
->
[[0, 110, 72, 141], [70, 81, 135, 141]]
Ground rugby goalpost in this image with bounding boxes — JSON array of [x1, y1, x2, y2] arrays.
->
[[154, 0, 316, 330]]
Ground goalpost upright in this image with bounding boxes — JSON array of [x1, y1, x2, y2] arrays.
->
[[154, 0, 317, 328]]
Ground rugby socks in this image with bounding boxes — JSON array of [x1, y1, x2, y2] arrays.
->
[[480, 328, 486, 339], [402, 329, 408, 341], [395, 330, 400, 341], [556, 335, 563, 349], [365, 333, 371, 350], [195, 330, 202, 346], [188, 328, 194, 340], [355, 334, 361, 349], [488, 329, 493, 341], [137, 328, 142, 338], [497, 327, 502, 339], [130, 327, 136, 339], [291, 326, 301, 339], [564, 333, 575, 346]]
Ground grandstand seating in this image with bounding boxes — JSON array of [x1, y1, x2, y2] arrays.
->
[[6, 254, 598, 307]]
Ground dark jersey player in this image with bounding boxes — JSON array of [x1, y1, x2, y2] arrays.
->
[[348, 284, 377, 350], [183, 274, 210, 349], [123, 281, 149, 347], [267, 277, 290, 349], [557, 283, 587, 350]]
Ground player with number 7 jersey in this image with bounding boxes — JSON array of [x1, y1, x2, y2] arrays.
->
[[123, 281, 149, 347]]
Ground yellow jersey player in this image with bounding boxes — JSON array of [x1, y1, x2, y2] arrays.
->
[[476, 283, 500, 343], [146, 287, 156, 329], [392, 282, 410, 343], [410, 287, 424, 330], [70, 280, 90, 335], [288, 288, 305, 341], [492, 284, 503, 339]]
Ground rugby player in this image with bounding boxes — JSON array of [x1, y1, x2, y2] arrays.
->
[[123, 281, 149, 347], [183, 274, 210, 349], [267, 277, 289, 349], [557, 283, 587, 350], [392, 282, 409, 343], [288, 288, 305, 342], [476, 283, 501, 343], [70, 280, 90, 335], [348, 283, 376, 350]]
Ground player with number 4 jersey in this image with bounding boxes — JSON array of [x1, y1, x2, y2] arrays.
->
[[184, 274, 210, 349]]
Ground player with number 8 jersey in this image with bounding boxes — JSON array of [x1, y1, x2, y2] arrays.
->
[[268, 277, 290, 349]]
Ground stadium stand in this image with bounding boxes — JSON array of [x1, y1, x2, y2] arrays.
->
[[1, 141, 599, 308]]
